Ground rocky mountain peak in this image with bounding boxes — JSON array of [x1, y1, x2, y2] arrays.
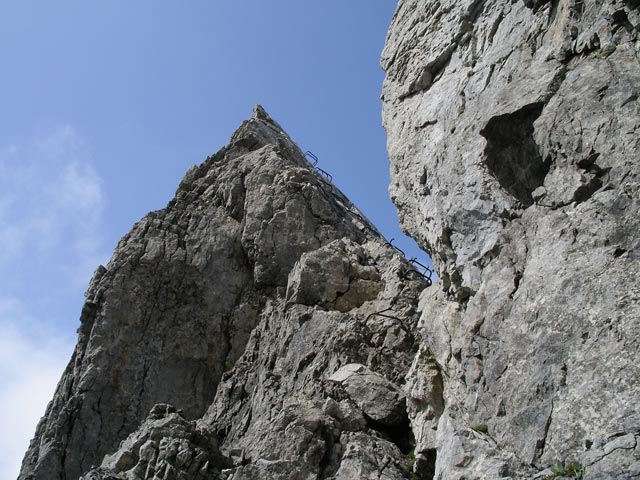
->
[[228, 104, 304, 160], [19, 1, 640, 479], [20, 106, 430, 480], [177, 104, 307, 199]]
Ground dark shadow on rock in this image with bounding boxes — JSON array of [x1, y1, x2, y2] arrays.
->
[[480, 103, 548, 207]]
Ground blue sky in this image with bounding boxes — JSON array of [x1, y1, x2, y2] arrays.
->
[[0, 2, 431, 476]]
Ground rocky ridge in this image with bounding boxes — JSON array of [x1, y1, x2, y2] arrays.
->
[[19, 1, 640, 479], [20, 106, 431, 480], [382, 0, 640, 478]]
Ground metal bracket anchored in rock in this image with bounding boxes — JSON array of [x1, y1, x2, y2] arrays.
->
[[365, 306, 406, 325], [408, 258, 433, 286], [305, 151, 385, 246], [387, 238, 406, 256], [364, 307, 417, 339], [304, 150, 319, 167], [304, 150, 333, 182], [388, 239, 433, 286], [305, 153, 433, 286]]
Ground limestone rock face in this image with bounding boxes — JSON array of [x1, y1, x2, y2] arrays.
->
[[20, 2, 640, 478], [82, 404, 229, 480], [203, 236, 425, 479], [20, 106, 428, 480], [382, 1, 640, 479]]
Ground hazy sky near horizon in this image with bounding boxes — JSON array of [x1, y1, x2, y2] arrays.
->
[[0, 2, 433, 477]]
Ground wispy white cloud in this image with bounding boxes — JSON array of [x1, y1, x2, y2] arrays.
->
[[0, 125, 108, 287], [0, 298, 75, 480], [0, 126, 107, 479]]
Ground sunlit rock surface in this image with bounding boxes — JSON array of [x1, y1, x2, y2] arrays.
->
[[382, 1, 640, 478], [20, 106, 429, 480], [20, 1, 640, 478]]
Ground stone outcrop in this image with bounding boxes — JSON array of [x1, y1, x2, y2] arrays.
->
[[20, 106, 429, 480], [382, 0, 640, 478], [20, 1, 640, 479]]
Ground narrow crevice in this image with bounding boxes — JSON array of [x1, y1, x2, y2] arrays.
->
[[611, 9, 635, 34], [487, 13, 504, 45], [534, 401, 554, 462], [522, 0, 552, 14], [509, 271, 523, 299], [399, 45, 457, 101], [548, 0, 561, 25], [613, 247, 627, 258], [318, 428, 341, 480]]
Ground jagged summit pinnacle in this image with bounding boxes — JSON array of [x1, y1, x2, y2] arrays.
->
[[251, 103, 272, 121], [226, 105, 305, 166], [177, 106, 308, 195]]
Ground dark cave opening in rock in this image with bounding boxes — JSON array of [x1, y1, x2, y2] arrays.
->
[[415, 449, 437, 480], [363, 411, 414, 455], [480, 102, 549, 207], [362, 407, 437, 479]]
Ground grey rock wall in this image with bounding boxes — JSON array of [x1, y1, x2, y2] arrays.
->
[[20, 106, 430, 480], [20, 1, 640, 478], [382, 0, 640, 478]]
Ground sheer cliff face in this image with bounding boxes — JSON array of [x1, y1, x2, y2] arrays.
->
[[383, 1, 640, 479], [19, 2, 640, 480], [20, 106, 429, 480]]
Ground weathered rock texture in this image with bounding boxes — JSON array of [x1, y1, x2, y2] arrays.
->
[[20, 106, 430, 480], [20, 2, 640, 479], [382, 0, 640, 478]]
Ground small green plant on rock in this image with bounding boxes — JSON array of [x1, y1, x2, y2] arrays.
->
[[471, 423, 488, 434], [406, 449, 415, 471], [405, 449, 422, 479], [542, 461, 583, 479]]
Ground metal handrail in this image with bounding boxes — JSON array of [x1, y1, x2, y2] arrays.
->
[[314, 166, 333, 182], [409, 258, 433, 275], [304, 148, 434, 287], [303, 150, 333, 182], [387, 238, 406, 257], [407, 257, 433, 286], [304, 151, 319, 167], [365, 306, 404, 324], [364, 307, 416, 336]]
